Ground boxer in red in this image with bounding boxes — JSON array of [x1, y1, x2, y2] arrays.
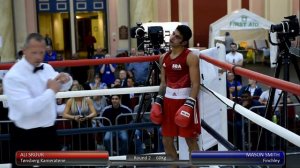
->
[[150, 25, 200, 160]]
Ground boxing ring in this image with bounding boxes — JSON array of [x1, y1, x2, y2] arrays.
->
[[0, 45, 299, 167]]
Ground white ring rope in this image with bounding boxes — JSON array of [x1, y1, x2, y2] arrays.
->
[[201, 85, 300, 147], [0, 86, 160, 101], [1, 83, 299, 147], [77, 85, 300, 148]]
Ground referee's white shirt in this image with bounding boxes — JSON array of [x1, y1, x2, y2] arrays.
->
[[3, 58, 73, 129]]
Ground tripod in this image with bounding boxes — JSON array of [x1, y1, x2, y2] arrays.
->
[[128, 59, 161, 154], [258, 33, 300, 155]]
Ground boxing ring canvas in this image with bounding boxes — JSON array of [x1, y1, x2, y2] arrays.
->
[[208, 8, 278, 68], [179, 44, 227, 160]]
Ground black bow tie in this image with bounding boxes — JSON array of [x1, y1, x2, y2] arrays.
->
[[33, 65, 44, 73]]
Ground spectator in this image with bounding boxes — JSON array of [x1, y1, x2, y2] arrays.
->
[[236, 91, 262, 149], [225, 43, 243, 64], [84, 32, 96, 59], [89, 74, 107, 90], [45, 34, 53, 47], [225, 42, 243, 83], [101, 95, 133, 155], [63, 84, 97, 150], [130, 48, 136, 56], [224, 32, 234, 53], [127, 54, 150, 86], [119, 69, 128, 87], [111, 78, 121, 88], [100, 54, 116, 88], [239, 79, 263, 98], [93, 48, 106, 76], [259, 87, 282, 117], [56, 98, 66, 117], [259, 87, 282, 106], [92, 94, 107, 117], [226, 71, 242, 99], [44, 45, 57, 62], [118, 69, 130, 107], [126, 77, 139, 110]]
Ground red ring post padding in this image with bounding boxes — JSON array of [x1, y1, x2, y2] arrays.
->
[[199, 53, 300, 96]]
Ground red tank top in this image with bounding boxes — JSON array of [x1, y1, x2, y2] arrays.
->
[[163, 49, 191, 88]]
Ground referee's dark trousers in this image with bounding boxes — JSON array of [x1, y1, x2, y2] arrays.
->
[[10, 124, 59, 168]]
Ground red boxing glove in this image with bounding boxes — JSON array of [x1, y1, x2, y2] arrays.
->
[[175, 97, 196, 127], [150, 95, 164, 124]]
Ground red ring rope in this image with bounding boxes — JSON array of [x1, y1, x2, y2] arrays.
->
[[199, 53, 300, 95], [0, 55, 160, 70], [0, 54, 298, 95]]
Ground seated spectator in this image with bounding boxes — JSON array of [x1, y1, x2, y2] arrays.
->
[[239, 79, 263, 98], [127, 77, 139, 110], [226, 71, 242, 99], [235, 91, 262, 150], [259, 87, 282, 106], [71, 80, 80, 89], [92, 94, 108, 117], [101, 95, 133, 155], [119, 69, 128, 88], [56, 98, 66, 117], [240, 91, 262, 111], [89, 74, 107, 90], [44, 45, 57, 62], [117, 69, 131, 107], [111, 78, 121, 88], [92, 93, 108, 148], [62, 84, 97, 150]]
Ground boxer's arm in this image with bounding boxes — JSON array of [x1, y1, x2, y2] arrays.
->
[[158, 54, 167, 96], [187, 53, 200, 99]]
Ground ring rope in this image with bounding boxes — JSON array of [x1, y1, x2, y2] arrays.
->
[[201, 85, 300, 147], [0, 55, 160, 70], [201, 119, 238, 151], [0, 54, 299, 95], [199, 53, 300, 95], [231, 64, 240, 76], [0, 86, 159, 101]]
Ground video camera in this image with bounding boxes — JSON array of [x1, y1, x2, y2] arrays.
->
[[270, 15, 299, 40], [130, 22, 165, 55]]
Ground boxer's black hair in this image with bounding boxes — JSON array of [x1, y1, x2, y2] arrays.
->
[[176, 25, 192, 42]]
